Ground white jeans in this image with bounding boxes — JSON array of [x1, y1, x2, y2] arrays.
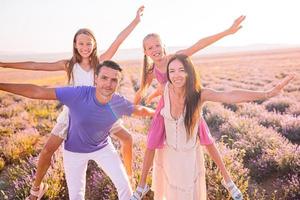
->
[[63, 142, 132, 200]]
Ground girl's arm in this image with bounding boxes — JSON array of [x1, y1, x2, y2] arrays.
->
[[0, 59, 68, 71], [145, 84, 164, 104], [99, 6, 144, 61], [133, 72, 154, 105], [201, 74, 295, 104], [132, 105, 155, 117], [176, 15, 245, 56], [133, 89, 145, 105]]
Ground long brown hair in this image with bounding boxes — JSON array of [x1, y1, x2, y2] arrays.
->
[[167, 54, 202, 139], [66, 28, 99, 84]]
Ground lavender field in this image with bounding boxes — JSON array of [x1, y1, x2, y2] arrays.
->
[[0, 48, 300, 200]]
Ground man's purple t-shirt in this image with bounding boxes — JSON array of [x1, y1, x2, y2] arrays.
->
[[55, 86, 134, 153]]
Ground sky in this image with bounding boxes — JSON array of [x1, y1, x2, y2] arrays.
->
[[1, 0, 300, 54]]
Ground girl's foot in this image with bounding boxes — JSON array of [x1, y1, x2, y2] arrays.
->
[[25, 183, 49, 200], [221, 179, 243, 200], [130, 185, 150, 200]]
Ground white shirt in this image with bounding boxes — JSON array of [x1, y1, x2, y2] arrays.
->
[[71, 63, 94, 86]]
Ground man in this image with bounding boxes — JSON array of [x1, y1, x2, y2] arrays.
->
[[0, 60, 155, 200]]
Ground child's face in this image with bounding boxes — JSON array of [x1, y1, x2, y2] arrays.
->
[[168, 59, 187, 88], [75, 33, 95, 58], [143, 36, 165, 61]]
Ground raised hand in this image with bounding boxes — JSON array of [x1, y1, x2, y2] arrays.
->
[[227, 15, 246, 35], [135, 6, 144, 23], [266, 74, 295, 98]]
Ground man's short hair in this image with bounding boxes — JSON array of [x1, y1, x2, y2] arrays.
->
[[95, 60, 122, 75]]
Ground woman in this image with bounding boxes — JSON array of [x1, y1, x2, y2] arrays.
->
[[131, 54, 294, 200]]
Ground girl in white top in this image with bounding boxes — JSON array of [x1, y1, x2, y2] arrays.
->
[[0, 6, 144, 200], [131, 54, 294, 200], [51, 62, 95, 136]]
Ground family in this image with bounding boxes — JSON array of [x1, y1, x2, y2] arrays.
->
[[0, 6, 295, 200]]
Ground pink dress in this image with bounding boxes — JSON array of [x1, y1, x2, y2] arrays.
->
[[151, 83, 206, 200], [147, 66, 213, 150]]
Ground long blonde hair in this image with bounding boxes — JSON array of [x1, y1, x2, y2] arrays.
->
[[140, 33, 166, 93], [66, 28, 99, 84], [167, 54, 202, 140]]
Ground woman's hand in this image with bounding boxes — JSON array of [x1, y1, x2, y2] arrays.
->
[[265, 74, 295, 99]]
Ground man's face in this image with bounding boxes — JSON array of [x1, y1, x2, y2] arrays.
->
[[95, 66, 121, 98]]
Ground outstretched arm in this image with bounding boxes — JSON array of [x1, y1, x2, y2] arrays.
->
[[0, 83, 57, 100], [176, 15, 245, 56], [132, 105, 155, 117], [99, 6, 144, 61], [201, 74, 295, 104], [0, 60, 68, 71]]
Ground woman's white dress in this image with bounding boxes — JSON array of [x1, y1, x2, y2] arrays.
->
[[151, 84, 206, 200]]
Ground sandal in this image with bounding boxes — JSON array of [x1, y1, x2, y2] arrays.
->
[[221, 179, 243, 200], [25, 183, 49, 200], [130, 185, 150, 200]]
